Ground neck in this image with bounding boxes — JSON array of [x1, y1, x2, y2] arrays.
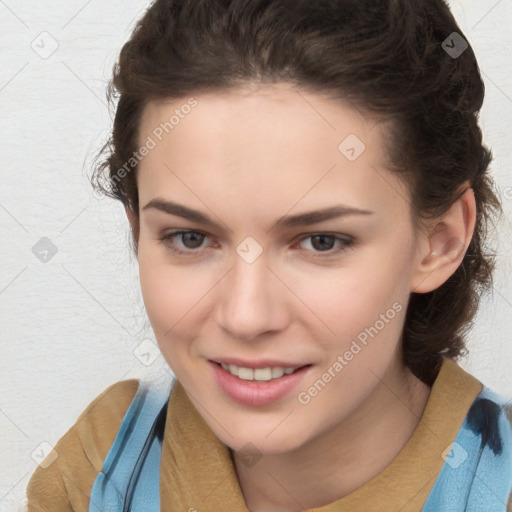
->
[[232, 360, 432, 512]]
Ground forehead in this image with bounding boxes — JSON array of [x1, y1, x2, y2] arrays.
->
[[139, 83, 379, 149], [136, 84, 409, 225]]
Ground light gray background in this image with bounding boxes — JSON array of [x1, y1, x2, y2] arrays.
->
[[1, 1, 511, 509]]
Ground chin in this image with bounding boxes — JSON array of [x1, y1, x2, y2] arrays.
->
[[223, 426, 312, 457]]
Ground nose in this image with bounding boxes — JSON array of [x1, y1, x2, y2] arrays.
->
[[215, 249, 289, 341]]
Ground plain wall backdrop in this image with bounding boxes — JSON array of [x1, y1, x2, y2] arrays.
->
[[1, 0, 511, 509]]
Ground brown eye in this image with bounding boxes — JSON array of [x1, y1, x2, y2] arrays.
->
[[310, 234, 336, 251], [158, 230, 210, 255], [297, 233, 354, 258], [179, 231, 205, 249]]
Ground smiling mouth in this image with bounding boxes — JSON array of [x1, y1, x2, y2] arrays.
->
[[214, 361, 311, 381]]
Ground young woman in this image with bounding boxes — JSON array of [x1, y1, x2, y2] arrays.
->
[[26, 0, 512, 510]]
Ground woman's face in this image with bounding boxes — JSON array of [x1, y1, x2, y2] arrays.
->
[[133, 83, 428, 454]]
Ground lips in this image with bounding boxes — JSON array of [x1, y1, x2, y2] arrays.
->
[[210, 357, 308, 369], [209, 360, 312, 406]]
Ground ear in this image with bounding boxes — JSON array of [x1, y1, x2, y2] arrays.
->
[[410, 182, 476, 293], [124, 205, 140, 253]]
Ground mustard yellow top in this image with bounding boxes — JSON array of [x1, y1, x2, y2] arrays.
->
[[27, 358, 490, 511]]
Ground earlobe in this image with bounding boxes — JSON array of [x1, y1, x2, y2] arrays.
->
[[410, 186, 476, 294]]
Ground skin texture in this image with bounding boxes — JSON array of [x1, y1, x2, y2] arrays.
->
[[126, 82, 476, 511]]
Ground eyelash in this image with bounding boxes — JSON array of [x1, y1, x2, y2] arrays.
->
[[157, 230, 355, 259]]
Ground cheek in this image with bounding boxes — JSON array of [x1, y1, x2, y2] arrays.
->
[[138, 248, 178, 334], [137, 253, 198, 375], [291, 263, 406, 343], [137, 248, 213, 338]]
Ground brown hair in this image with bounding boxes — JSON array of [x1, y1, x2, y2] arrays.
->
[[90, 0, 503, 386]]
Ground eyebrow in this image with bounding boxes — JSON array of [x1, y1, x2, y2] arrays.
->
[[142, 198, 374, 232]]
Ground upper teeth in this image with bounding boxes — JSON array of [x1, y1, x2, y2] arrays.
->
[[220, 363, 298, 381]]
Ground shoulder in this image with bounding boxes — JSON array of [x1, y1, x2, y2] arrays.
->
[[466, 387, 512, 455], [27, 379, 140, 512], [464, 387, 512, 510], [73, 378, 141, 469]]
